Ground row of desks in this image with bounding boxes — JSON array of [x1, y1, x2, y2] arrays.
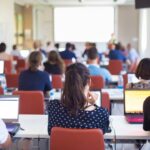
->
[[15, 115, 150, 140]]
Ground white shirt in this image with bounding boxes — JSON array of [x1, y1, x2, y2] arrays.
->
[[128, 48, 139, 63], [0, 119, 8, 145], [11, 50, 21, 57]]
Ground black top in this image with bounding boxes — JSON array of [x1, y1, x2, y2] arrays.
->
[[44, 62, 62, 75], [48, 100, 109, 135]]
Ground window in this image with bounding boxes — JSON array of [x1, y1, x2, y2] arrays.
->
[[54, 7, 114, 42]]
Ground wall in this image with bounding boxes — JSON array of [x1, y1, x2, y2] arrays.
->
[[116, 5, 140, 50], [0, 0, 14, 52]]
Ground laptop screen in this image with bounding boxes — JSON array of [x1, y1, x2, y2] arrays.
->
[[127, 73, 139, 83], [124, 90, 150, 115], [91, 91, 101, 107], [0, 96, 19, 122], [0, 60, 4, 74]]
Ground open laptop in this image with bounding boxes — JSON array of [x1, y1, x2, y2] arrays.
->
[[0, 96, 20, 136], [0, 60, 4, 74], [124, 90, 150, 124]]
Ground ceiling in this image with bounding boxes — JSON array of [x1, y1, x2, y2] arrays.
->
[[15, 0, 135, 6]]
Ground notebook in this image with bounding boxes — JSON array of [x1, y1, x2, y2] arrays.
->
[[127, 73, 139, 83], [124, 90, 150, 123], [0, 96, 20, 136], [0, 60, 4, 74]]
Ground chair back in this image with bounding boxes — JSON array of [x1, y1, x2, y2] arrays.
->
[[13, 91, 44, 114], [143, 96, 150, 131], [52, 75, 63, 89], [123, 74, 128, 89], [50, 127, 105, 150], [102, 92, 110, 113], [108, 60, 123, 75], [0, 87, 4, 95], [63, 59, 73, 67], [16, 59, 27, 73], [4, 60, 12, 74], [90, 76, 105, 90], [5, 74, 19, 88]]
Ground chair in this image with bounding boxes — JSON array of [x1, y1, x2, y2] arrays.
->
[[63, 59, 73, 67], [4, 60, 12, 74], [123, 74, 128, 89], [5, 74, 19, 88], [13, 91, 44, 114], [90, 76, 105, 90], [16, 59, 27, 73], [52, 75, 63, 89], [102, 92, 110, 114], [0, 87, 4, 95], [108, 60, 123, 75], [50, 127, 105, 150]]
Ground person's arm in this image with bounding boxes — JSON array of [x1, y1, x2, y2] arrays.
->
[[1, 134, 12, 148], [44, 72, 52, 96]]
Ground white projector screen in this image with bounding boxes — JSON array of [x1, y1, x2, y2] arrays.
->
[[54, 7, 114, 42]]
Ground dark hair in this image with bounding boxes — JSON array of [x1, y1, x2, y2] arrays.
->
[[61, 63, 90, 115], [65, 43, 72, 50], [55, 43, 60, 49], [87, 48, 98, 60], [135, 58, 150, 80], [47, 41, 51, 46], [12, 44, 17, 50], [115, 42, 122, 50], [0, 43, 6, 53], [28, 51, 42, 71], [48, 51, 65, 73]]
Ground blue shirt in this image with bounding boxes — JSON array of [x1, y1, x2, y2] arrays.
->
[[19, 69, 52, 92], [109, 49, 126, 62], [59, 50, 77, 59], [88, 64, 112, 83], [48, 100, 109, 135]]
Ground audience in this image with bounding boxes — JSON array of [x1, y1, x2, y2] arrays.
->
[[19, 51, 52, 95], [127, 58, 150, 89], [87, 48, 112, 83], [11, 44, 21, 58], [0, 42, 13, 61], [59, 43, 77, 60], [0, 119, 12, 149], [48, 63, 109, 135], [44, 51, 65, 75]]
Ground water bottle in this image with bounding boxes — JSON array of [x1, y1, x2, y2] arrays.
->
[[118, 74, 123, 89], [49, 89, 55, 100]]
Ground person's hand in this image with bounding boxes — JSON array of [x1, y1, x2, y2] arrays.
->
[[87, 92, 98, 105]]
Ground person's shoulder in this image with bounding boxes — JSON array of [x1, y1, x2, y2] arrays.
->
[[20, 69, 29, 75], [48, 100, 61, 109], [96, 107, 109, 116]]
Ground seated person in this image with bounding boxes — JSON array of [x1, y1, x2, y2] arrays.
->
[[11, 44, 21, 58], [48, 63, 109, 135], [0, 43, 13, 61], [87, 48, 112, 83], [44, 51, 65, 75], [109, 43, 127, 63], [127, 58, 150, 89], [0, 119, 12, 149], [19, 51, 52, 95], [59, 43, 77, 60]]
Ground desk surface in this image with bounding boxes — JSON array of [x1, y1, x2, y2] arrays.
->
[[15, 115, 150, 140]]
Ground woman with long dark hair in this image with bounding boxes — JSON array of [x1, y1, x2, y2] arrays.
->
[[48, 63, 109, 134]]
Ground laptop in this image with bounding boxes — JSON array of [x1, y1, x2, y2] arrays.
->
[[0, 96, 20, 136], [91, 91, 101, 107], [127, 73, 139, 83], [0, 60, 4, 74], [124, 90, 150, 124]]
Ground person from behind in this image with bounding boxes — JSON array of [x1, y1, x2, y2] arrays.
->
[[59, 42, 77, 60], [0, 119, 12, 149], [54, 43, 60, 51], [87, 48, 112, 83], [11, 44, 21, 58], [48, 63, 109, 135], [19, 51, 52, 96], [44, 51, 65, 75], [126, 58, 150, 89], [0, 43, 13, 61]]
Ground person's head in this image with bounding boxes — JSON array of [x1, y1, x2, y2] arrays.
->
[[55, 43, 60, 49], [0, 43, 6, 53], [115, 42, 122, 50], [127, 43, 131, 50], [71, 44, 76, 51], [47, 41, 51, 46], [107, 43, 115, 51], [85, 42, 93, 50], [33, 40, 42, 49], [135, 58, 150, 80], [28, 51, 42, 71], [87, 48, 99, 64], [61, 63, 90, 115], [12, 44, 17, 51], [65, 42, 73, 51]]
